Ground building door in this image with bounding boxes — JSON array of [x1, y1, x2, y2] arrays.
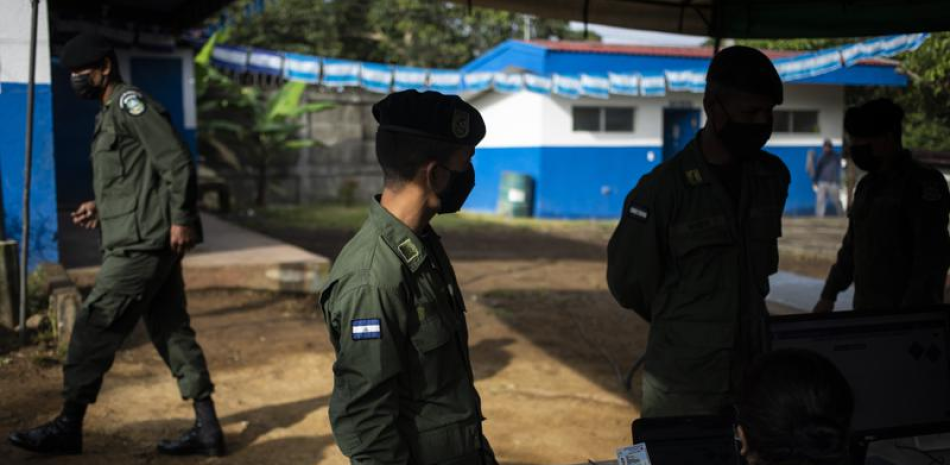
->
[[130, 57, 188, 149], [662, 108, 701, 161]]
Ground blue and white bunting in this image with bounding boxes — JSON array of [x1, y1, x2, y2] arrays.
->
[[840, 33, 929, 67], [493, 73, 524, 93], [360, 63, 393, 94], [463, 72, 493, 93], [248, 49, 284, 76], [580, 74, 610, 99], [523, 74, 552, 94], [640, 74, 666, 97], [552, 74, 581, 99], [211, 33, 926, 99], [283, 53, 320, 83], [322, 58, 361, 88], [211, 45, 248, 72], [665, 70, 706, 93], [774, 49, 843, 81], [393, 67, 427, 91], [608, 72, 639, 96], [428, 70, 463, 94]]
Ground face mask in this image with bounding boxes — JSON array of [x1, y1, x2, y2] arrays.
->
[[850, 144, 880, 173], [436, 163, 475, 214], [70, 73, 102, 100], [715, 99, 773, 158]]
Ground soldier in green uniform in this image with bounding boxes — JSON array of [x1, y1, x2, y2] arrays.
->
[[320, 90, 497, 465], [814, 99, 950, 312], [607, 46, 790, 418], [8, 33, 224, 457]]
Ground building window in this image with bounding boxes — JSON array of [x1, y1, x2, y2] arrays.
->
[[774, 110, 820, 134], [573, 107, 601, 131], [573, 106, 636, 133]]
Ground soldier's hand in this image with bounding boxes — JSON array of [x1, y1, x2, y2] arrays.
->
[[812, 299, 835, 314], [71, 201, 98, 229], [170, 225, 196, 256]]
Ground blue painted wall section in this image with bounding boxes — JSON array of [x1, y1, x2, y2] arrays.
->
[[469, 146, 661, 219], [537, 147, 659, 218], [468, 147, 542, 214], [471, 143, 835, 219], [0, 83, 60, 269]]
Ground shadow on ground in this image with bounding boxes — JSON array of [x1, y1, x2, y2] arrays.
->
[[242, 223, 606, 263], [480, 288, 648, 408]]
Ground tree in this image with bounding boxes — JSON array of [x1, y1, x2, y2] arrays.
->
[[740, 34, 950, 152], [196, 33, 333, 206], [217, 0, 594, 69]]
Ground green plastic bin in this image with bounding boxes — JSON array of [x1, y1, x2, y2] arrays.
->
[[497, 171, 535, 218]]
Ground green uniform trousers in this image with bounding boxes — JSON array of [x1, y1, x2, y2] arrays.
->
[[62, 250, 213, 404]]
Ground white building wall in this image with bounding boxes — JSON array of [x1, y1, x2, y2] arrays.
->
[[474, 83, 844, 149], [771, 84, 845, 147], [475, 90, 546, 148], [0, 0, 51, 85], [542, 92, 704, 147]]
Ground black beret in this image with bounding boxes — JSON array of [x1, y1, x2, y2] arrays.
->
[[706, 45, 784, 105], [844, 98, 904, 138], [373, 90, 486, 146], [61, 32, 114, 71]]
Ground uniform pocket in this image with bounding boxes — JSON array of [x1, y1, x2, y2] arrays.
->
[[93, 132, 124, 190], [85, 291, 139, 329], [645, 320, 734, 394], [408, 311, 463, 399], [411, 316, 453, 353], [407, 420, 482, 465], [99, 194, 141, 249], [670, 215, 733, 258], [668, 216, 734, 302]]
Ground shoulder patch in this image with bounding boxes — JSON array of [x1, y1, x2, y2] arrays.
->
[[352, 319, 382, 340], [397, 238, 419, 263], [628, 204, 650, 221], [685, 169, 704, 186], [119, 91, 146, 116], [922, 183, 943, 202]]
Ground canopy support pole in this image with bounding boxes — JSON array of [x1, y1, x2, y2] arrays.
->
[[19, 0, 40, 346], [582, 0, 590, 40]]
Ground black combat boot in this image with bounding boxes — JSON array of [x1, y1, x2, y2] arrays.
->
[[157, 397, 225, 457], [8, 401, 86, 455]]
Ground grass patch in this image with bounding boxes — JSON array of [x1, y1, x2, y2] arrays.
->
[[241, 203, 617, 237]]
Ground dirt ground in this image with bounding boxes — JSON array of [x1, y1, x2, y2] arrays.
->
[[0, 217, 842, 464]]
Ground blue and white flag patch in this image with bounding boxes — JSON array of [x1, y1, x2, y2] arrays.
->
[[352, 319, 382, 340]]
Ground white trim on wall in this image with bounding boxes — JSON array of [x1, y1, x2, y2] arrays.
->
[[0, 1, 51, 85]]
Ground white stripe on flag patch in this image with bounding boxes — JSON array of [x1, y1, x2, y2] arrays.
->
[[352, 319, 382, 340], [353, 324, 381, 334]]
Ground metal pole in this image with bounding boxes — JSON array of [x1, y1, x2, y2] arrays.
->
[[20, 0, 40, 346]]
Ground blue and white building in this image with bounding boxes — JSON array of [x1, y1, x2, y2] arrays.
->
[[461, 40, 909, 218]]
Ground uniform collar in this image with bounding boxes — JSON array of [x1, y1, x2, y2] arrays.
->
[[680, 130, 776, 184], [94, 83, 127, 135], [369, 196, 429, 272], [103, 82, 129, 109]]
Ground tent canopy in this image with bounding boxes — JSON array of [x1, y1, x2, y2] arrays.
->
[[447, 0, 950, 38], [49, 0, 237, 31]]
